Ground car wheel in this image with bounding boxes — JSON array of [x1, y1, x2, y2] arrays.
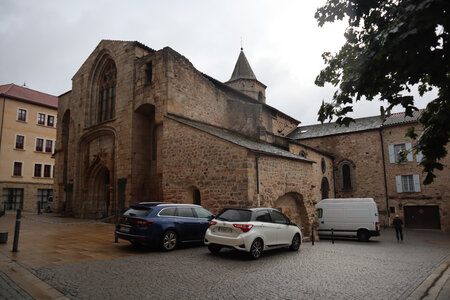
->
[[161, 230, 178, 251], [289, 234, 301, 251], [208, 244, 222, 255], [249, 238, 263, 260], [357, 229, 370, 242]]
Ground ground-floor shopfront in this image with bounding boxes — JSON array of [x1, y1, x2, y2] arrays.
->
[[0, 182, 53, 213]]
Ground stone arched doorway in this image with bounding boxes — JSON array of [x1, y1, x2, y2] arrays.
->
[[275, 192, 310, 236], [87, 161, 111, 218]]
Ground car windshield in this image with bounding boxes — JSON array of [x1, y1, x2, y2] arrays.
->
[[124, 206, 152, 217], [217, 209, 251, 222]]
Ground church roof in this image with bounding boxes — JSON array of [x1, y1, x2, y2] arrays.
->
[[0, 83, 58, 108], [227, 49, 257, 82], [289, 110, 423, 140], [289, 116, 383, 140], [167, 114, 314, 163]]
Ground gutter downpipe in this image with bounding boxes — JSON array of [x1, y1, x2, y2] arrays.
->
[[256, 154, 260, 207], [0, 97, 6, 151], [379, 127, 390, 227]]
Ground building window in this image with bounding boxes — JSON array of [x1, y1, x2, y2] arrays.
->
[[145, 62, 153, 84], [321, 177, 330, 199], [98, 60, 117, 123], [43, 165, 52, 178], [299, 150, 307, 158], [321, 158, 326, 173], [390, 206, 396, 214], [45, 140, 53, 153], [1, 188, 24, 210], [36, 138, 43, 151], [34, 164, 42, 177], [15, 135, 24, 149], [343, 164, 352, 189], [13, 162, 22, 176], [37, 189, 53, 211], [389, 142, 413, 163], [37, 113, 45, 125], [47, 115, 55, 127], [395, 174, 421, 193], [17, 108, 27, 121]]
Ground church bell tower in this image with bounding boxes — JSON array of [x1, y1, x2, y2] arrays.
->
[[225, 48, 267, 103]]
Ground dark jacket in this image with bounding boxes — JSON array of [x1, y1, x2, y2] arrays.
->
[[393, 218, 403, 229]]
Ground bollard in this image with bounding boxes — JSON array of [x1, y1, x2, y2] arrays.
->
[[331, 228, 334, 244], [12, 209, 22, 252], [311, 226, 315, 246]]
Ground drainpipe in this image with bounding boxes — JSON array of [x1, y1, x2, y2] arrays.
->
[[379, 128, 390, 227], [255, 154, 260, 206], [332, 157, 336, 198], [0, 97, 6, 151]]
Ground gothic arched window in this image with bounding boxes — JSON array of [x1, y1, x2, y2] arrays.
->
[[98, 60, 117, 123]]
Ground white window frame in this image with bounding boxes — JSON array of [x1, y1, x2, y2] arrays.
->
[[43, 164, 52, 178], [395, 174, 421, 193], [35, 137, 44, 152], [12, 161, 23, 177], [37, 112, 46, 125], [17, 107, 27, 122], [47, 115, 55, 127], [33, 163, 43, 178], [14, 134, 25, 150], [388, 142, 413, 163], [44, 139, 53, 153]]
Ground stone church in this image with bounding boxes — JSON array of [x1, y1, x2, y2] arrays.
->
[[54, 39, 448, 232], [54, 40, 334, 236]]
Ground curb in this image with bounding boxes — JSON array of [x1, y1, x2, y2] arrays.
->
[[406, 258, 450, 300], [0, 253, 69, 300]]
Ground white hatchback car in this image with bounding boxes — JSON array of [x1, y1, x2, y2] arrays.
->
[[204, 207, 302, 259]]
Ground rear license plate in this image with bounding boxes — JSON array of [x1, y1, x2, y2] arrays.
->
[[217, 226, 233, 233], [120, 225, 131, 233]]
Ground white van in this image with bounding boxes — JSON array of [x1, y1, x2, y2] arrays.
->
[[315, 198, 380, 242]]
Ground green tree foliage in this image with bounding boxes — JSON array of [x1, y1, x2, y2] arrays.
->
[[315, 0, 449, 184]]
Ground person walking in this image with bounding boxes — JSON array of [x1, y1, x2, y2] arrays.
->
[[393, 215, 403, 242]]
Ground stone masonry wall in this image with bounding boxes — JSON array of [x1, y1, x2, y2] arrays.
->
[[162, 118, 251, 214], [164, 48, 262, 139], [289, 143, 335, 203]]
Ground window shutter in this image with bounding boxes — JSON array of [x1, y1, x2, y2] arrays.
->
[[405, 143, 413, 161], [416, 151, 423, 163], [388, 144, 395, 163], [413, 174, 421, 192], [396, 176, 403, 193]]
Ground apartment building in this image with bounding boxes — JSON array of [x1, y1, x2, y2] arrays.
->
[[0, 83, 58, 212]]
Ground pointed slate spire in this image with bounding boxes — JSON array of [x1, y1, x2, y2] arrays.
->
[[228, 48, 257, 81]]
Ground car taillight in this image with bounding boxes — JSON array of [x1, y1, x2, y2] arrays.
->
[[375, 222, 379, 231], [132, 220, 154, 226], [233, 224, 253, 232], [208, 220, 217, 228]]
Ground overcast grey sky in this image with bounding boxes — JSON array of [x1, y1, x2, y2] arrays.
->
[[0, 0, 434, 125]]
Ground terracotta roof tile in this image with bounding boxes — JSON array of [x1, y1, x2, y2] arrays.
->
[[0, 83, 58, 108]]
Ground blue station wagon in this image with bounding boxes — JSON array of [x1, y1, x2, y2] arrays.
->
[[115, 202, 215, 251]]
